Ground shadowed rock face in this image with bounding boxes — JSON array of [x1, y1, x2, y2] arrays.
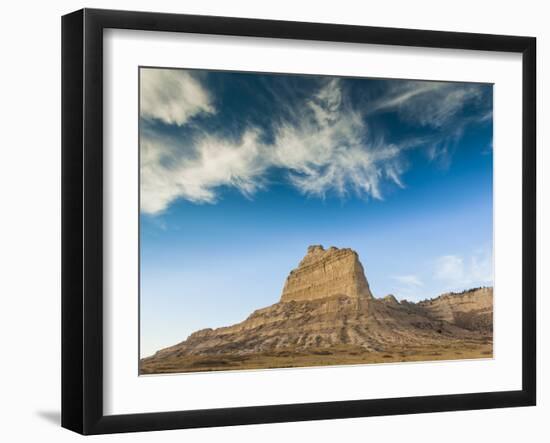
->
[[143, 246, 493, 366], [280, 245, 373, 303]]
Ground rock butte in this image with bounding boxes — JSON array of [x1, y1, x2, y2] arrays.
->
[[142, 245, 493, 368], [280, 245, 373, 302]]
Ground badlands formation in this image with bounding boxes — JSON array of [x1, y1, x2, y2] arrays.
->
[[141, 245, 493, 374]]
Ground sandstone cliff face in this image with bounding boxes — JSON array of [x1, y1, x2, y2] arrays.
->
[[280, 245, 373, 302], [145, 246, 493, 365], [416, 287, 493, 332]]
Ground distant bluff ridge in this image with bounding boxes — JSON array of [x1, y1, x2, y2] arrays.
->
[[142, 245, 493, 366]]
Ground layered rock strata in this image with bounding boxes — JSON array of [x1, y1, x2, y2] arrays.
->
[[144, 246, 493, 363], [415, 287, 493, 332], [280, 245, 373, 302]]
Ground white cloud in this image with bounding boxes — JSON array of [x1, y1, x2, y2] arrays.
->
[[434, 255, 465, 282], [388, 250, 492, 302], [370, 82, 443, 113], [272, 79, 405, 200], [393, 274, 424, 287], [140, 68, 214, 126], [434, 249, 493, 290], [368, 81, 490, 170], [370, 81, 485, 128], [389, 274, 425, 301], [139, 73, 493, 214], [140, 129, 266, 214], [141, 79, 410, 215]]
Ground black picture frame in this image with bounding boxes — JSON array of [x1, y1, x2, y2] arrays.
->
[[61, 8, 536, 435]]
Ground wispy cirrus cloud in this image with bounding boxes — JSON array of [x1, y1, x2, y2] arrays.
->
[[140, 72, 491, 215], [141, 78, 411, 215], [272, 79, 408, 200], [140, 68, 215, 126], [369, 80, 486, 128], [368, 80, 491, 169]]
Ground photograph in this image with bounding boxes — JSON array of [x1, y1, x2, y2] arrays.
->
[[0, 0, 543, 440], [138, 67, 494, 375]]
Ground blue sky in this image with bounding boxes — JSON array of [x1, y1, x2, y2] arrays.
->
[[139, 68, 493, 358]]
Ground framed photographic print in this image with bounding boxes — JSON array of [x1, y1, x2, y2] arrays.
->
[[61, 8, 536, 435]]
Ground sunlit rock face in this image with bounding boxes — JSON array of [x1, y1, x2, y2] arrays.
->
[[416, 287, 493, 332], [280, 245, 374, 303], [142, 246, 493, 371]]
